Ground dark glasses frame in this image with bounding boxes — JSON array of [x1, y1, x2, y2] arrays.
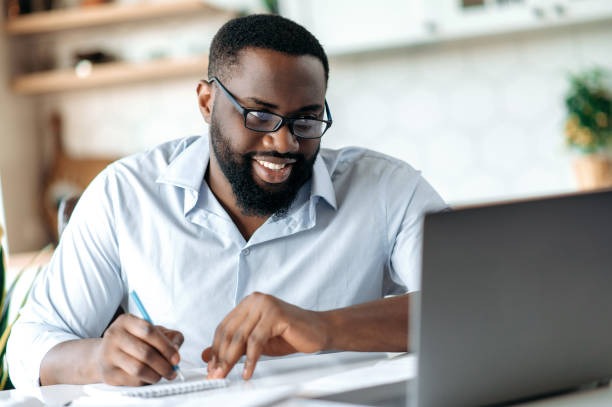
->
[[206, 76, 333, 139]]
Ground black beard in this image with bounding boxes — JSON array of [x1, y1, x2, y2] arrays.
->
[[209, 115, 319, 218]]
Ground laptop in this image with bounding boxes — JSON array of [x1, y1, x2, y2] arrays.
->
[[316, 189, 612, 407], [414, 189, 612, 406]]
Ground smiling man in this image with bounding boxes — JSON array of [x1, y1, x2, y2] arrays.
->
[[7, 14, 446, 388]]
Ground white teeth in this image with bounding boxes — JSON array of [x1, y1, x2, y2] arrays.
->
[[256, 160, 287, 170]]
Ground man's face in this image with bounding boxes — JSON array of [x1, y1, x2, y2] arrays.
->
[[207, 48, 327, 217]]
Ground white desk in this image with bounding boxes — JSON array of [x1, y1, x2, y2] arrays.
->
[[1, 352, 611, 407]]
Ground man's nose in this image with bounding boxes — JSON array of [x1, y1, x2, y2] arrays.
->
[[262, 123, 299, 154]]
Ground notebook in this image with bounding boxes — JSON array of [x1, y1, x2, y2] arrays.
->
[[84, 370, 229, 398]]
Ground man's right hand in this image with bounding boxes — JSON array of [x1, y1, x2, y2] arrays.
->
[[40, 314, 184, 386], [95, 314, 184, 386]]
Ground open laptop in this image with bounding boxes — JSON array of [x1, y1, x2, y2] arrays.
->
[[414, 189, 612, 406], [317, 189, 612, 407]]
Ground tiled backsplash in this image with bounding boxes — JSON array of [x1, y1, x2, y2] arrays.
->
[[41, 21, 612, 207]]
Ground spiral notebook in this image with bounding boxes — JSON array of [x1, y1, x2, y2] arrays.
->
[[84, 371, 229, 398]]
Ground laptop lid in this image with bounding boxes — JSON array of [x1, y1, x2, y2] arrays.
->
[[415, 189, 612, 407]]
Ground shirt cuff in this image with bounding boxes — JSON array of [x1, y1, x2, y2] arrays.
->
[[8, 323, 81, 389]]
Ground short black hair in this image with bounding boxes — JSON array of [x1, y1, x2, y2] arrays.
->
[[208, 14, 329, 83]]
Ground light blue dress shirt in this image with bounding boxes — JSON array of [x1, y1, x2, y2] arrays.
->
[[8, 135, 446, 388]]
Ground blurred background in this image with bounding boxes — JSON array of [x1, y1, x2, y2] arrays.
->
[[1, 0, 612, 255]]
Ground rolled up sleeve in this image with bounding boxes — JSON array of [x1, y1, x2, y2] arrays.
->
[[385, 168, 448, 294], [7, 166, 124, 389]]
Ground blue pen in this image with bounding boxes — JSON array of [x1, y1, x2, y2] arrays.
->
[[130, 290, 185, 381]]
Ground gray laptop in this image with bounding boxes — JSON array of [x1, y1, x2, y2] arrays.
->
[[317, 189, 612, 407], [414, 189, 612, 406]]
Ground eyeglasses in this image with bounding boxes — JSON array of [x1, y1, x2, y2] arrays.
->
[[207, 77, 333, 139]]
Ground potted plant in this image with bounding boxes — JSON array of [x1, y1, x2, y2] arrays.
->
[[564, 68, 612, 190], [0, 221, 11, 389]]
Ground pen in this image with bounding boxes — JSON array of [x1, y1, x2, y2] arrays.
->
[[129, 290, 185, 382]]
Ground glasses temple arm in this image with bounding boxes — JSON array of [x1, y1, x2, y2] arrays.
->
[[208, 77, 246, 115]]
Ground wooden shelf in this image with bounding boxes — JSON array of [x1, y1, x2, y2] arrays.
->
[[4, 1, 223, 35], [12, 55, 209, 95]]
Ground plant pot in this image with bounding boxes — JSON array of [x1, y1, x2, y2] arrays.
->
[[572, 154, 612, 190]]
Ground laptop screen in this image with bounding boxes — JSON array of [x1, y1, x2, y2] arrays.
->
[[417, 190, 612, 407]]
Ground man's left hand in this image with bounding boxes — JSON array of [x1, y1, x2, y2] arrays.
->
[[201, 292, 329, 380]]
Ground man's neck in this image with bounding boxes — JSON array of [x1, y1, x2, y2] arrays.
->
[[205, 161, 269, 241]]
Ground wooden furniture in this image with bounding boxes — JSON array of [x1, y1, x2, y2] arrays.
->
[[42, 113, 116, 243], [4, 1, 222, 35], [4, 1, 231, 94], [13, 54, 210, 95]]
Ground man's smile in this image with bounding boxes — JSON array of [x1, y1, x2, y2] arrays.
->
[[252, 156, 296, 184]]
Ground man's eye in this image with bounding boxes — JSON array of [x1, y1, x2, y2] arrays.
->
[[250, 111, 275, 121]]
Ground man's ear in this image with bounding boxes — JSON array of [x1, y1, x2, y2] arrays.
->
[[197, 81, 214, 124]]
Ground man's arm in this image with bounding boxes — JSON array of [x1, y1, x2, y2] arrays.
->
[[202, 292, 410, 380], [7, 167, 181, 387], [203, 171, 446, 380], [321, 293, 409, 351], [40, 315, 184, 386]]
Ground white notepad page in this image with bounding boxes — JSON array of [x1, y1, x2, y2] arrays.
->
[[84, 371, 229, 398]]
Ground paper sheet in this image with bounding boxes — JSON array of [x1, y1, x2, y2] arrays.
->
[[298, 354, 416, 397]]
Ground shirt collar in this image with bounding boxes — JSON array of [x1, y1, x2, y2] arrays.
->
[[155, 136, 210, 192], [156, 135, 337, 210], [310, 154, 337, 210]]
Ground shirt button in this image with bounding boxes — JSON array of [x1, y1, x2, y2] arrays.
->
[[242, 248, 250, 256]]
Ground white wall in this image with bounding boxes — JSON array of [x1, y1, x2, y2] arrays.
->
[[5, 10, 612, 250], [49, 21, 612, 206], [324, 22, 612, 204]]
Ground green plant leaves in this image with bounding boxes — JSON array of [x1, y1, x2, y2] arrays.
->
[[565, 68, 612, 154]]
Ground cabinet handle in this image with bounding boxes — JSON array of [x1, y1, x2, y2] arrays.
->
[[424, 21, 438, 34], [532, 7, 545, 19], [553, 3, 566, 16]]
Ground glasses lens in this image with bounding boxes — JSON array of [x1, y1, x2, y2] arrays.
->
[[245, 111, 282, 131], [292, 119, 327, 139]]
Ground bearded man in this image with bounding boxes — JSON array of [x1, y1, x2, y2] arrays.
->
[[8, 14, 446, 388]]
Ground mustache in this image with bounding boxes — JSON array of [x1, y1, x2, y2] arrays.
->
[[244, 151, 304, 161]]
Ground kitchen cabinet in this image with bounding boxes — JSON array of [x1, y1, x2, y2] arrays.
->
[[279, 0, 612, 56], [557, 0, 612, 22], [430, 0, 612, 39], [280, 0, 433, 55], [430, 0, 542, 37], [3, 1, 234, 94]]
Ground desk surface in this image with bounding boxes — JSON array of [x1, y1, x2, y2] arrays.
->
[[1, 352, 612, 407]]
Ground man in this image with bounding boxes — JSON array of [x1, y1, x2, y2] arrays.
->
[[7, 14, 446, 388]]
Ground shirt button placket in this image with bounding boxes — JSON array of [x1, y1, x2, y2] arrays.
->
[[236, 247, 251, 305]]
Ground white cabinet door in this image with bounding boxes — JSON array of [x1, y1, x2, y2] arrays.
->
[[279, 0, 431, 55], [429, 0, 612, 39], [429, 0, 544, 38], [557, 0, 612, 22]]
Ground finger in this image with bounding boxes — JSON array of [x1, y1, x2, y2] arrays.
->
[[215, 312, 262, 379], [243, 318, 275, 380], [102, 366, 148, 387], [208, 321, 243, 378], [201, 347, 212, 363], [157, 326, 185, 348], [123, 315, 181, 366], [209, 353, 217, 375], [209, 305, 252, 374], [201, 347, 215, 375], [202, 347, 217, 376], [113, 348, 162, 385], [115, 328, 177, 380]]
